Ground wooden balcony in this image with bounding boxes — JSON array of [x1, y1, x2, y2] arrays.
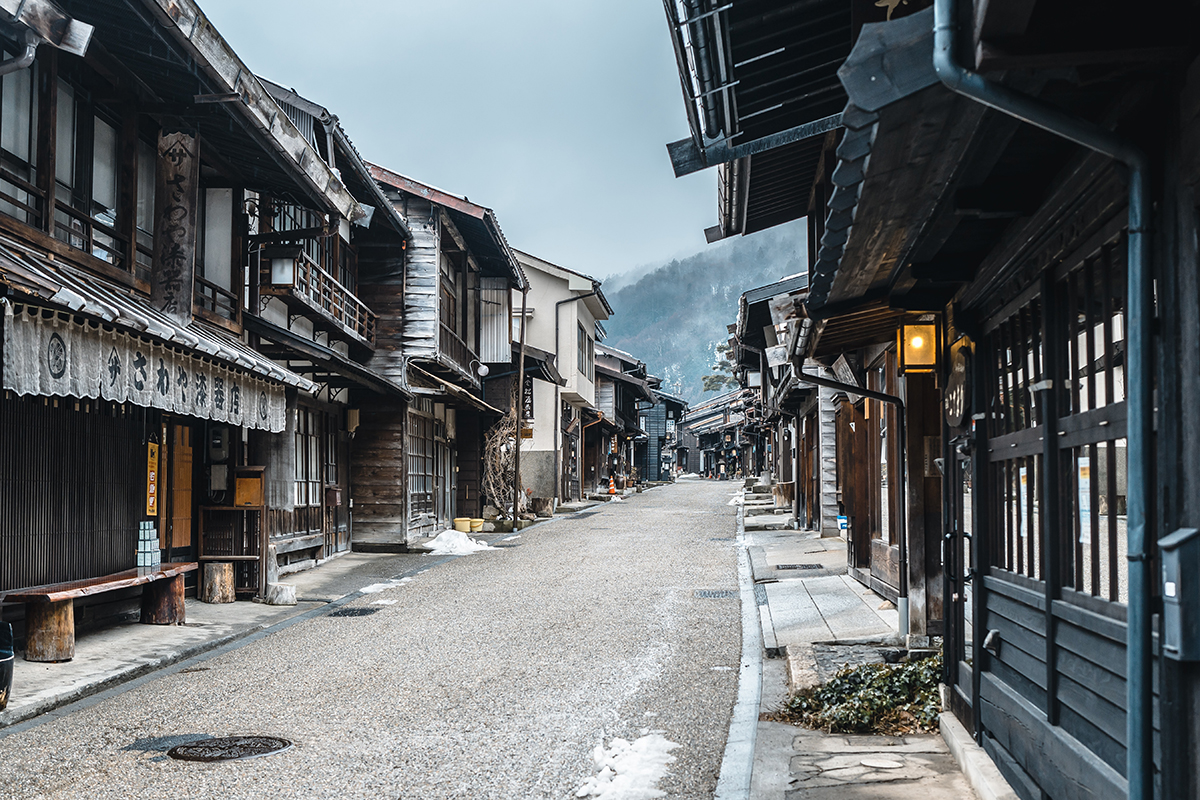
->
[[438, 323, 480, 385], [260, 251, 375, 349]]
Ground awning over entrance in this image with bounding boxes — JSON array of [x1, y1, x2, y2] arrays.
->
[[0, 235, 315, 433], [409, 363, 505, 416], [244, 314, 411, 399]]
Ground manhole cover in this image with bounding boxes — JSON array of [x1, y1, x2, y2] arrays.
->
[[167, 736, 292, 762], [694, 589, 739, 599], [330, 607, 379, 617], [776, 564, 824, 570]]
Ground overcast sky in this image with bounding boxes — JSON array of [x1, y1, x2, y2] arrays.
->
[[198, 0, 716, 280]]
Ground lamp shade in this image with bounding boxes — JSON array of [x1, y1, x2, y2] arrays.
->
[[899, 323, 937, 374]]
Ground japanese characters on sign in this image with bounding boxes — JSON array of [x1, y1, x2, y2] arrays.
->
[[150, 132, 199, 322], [2, 303, 288, 432], [147, 442, 159, 516]]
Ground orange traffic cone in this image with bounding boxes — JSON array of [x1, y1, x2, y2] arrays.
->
[[608, 474, 616, 495]]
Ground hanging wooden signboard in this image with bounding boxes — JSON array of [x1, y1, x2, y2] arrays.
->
[[146, 442, 159, 516]]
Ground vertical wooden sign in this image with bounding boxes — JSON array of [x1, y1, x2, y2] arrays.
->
[[147, 442, 159, 516], [150, 132, 200, 322]]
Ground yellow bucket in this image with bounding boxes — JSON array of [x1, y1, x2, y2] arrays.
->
[[453, 518, 471, 533], [470, 518, 484, 532]]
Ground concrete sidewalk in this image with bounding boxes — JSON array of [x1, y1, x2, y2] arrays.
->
[[741, 495, 983, 799]]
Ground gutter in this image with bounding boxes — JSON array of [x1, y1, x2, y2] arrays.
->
[[932, 2, 1152, 796], [0, 28, 36, 77]]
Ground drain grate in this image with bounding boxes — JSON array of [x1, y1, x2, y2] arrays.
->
[[776, 564, 824, 571], [167, 736, 292, 762], [694, 589, 739, 599], [492, 543, 520, 548], [330, 607, 380, 617]]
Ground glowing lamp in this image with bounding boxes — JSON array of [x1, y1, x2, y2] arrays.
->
[[899, 322, 938, 374]]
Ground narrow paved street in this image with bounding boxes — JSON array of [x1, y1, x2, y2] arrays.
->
[[0, 480, 741, 800]]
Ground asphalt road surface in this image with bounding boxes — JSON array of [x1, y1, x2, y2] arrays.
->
[[0, 479, 741, 799]]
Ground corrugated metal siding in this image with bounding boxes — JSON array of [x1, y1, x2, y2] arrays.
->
[[597, 379, 615, 417], [403, 210, 439, 360], [479, 277, 510, 362], [275, 101, 318, 151]]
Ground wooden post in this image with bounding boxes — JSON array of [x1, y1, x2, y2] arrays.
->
[[140, 574, 186, 624], [201, 562, 236, 604], [25, 599, 74, 662], [512, 287, 528, 519], [150, 131, 200, 323]]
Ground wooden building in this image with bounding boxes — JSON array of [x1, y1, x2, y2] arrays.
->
[[732, 275, 841, 534], [0, 0, 393, 631], [358, 167, 525, 542], [665, 0, 1200, 797], [634, 388, 687, 484], [588, 344, 655, 493], [250, 79, 412, 574]]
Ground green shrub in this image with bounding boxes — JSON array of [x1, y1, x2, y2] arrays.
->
[[780, 654, 943, 735]]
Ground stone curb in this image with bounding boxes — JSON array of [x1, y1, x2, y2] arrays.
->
[[783, 642, 820, 694], [939, 711, 1020, 800]]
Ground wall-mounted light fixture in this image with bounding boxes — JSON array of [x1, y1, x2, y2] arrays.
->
[[262, 244, 303, 286], [469, 360, 490, 378], [898, 319, 938, 374]]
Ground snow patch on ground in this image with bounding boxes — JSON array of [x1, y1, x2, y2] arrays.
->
[[726, 495, 744, 506], [359, 576, 413, 594], [574, 734, 679, 799], [424, 529, 496, 556], [371, 599, 399, 606]]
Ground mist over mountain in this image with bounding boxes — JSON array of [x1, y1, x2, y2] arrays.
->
[[602, 220, 807, 405]]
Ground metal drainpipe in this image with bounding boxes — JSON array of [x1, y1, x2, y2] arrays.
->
[[555, 290, 600, 502], [793, 368, 910, 639], [931, 1, 1152, 796], [0, 30, 38, 78], [683, 0, 722, 140]]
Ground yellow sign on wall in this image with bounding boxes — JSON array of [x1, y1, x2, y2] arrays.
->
[[146, 442, 159, 516]]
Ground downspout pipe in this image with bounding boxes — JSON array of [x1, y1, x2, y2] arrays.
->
[[554, 289, 600, 503], [932, 2, 1152, 797], [793, 368, 910, 640], [0, 29, 38, 78]]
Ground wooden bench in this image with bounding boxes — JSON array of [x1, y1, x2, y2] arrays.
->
[[0, 562, 198, 663]]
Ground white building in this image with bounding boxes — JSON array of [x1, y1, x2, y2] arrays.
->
[[512, 250, 612, 505]]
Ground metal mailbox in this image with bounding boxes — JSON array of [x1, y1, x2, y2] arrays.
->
[[1160, 527, 1200, 661]]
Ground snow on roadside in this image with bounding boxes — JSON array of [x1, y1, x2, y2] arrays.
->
[[574, 734, 680, 800], [727, 495, 744, 506], [359, 576, 413, 594], [424, 529, 496, 556]]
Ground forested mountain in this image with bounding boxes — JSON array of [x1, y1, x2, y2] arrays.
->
[[602, 220, 807, 404]]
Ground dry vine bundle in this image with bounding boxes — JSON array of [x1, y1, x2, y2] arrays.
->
[[482, 401, 520, 517]]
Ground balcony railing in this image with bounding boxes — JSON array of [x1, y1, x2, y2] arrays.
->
[[260, 252, 376, 348], [439, 323, 479, 380]]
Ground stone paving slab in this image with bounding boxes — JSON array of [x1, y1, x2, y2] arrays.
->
[[785, 729, 974, 799]]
